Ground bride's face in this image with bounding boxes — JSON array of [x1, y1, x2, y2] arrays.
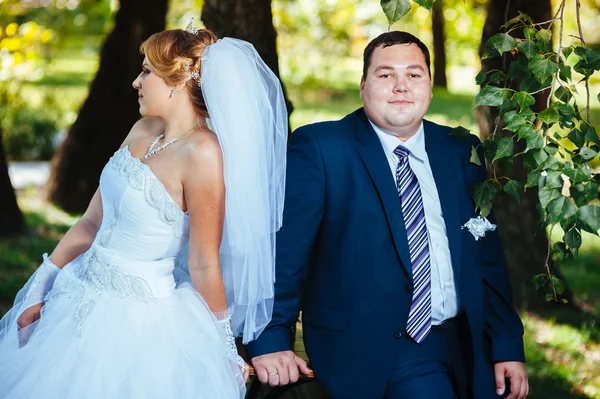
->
[[132, 58, 171, 117]]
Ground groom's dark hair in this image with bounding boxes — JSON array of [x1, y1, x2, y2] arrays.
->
[[362, 31, 431, 78]]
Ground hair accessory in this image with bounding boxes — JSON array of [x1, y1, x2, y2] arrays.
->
[[186, 17, 199, 35], [190, 70, 201, 87]]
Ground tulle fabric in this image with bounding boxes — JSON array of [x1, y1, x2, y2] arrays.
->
[[177, 38, 287, 344], [0, 260, 243, 399]]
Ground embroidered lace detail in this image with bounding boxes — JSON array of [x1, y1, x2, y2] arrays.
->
[[216, 317, 247, 372], [99, 199, 120, 247], [110, 147, 187, 238], [76, 249, 155, 302]]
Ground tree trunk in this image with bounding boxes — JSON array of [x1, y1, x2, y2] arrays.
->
[[0, 128, 26, 237], [47, 0, 168, 214], [201, 0, 294, 119], [432, 0, 448, 88], [476, 0, 567, 310]]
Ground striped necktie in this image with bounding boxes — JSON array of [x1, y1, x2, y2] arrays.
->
[[394, 145, 432, 343]]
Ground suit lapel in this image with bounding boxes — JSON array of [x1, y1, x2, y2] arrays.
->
[[423, 121, 463, 279], [354, 111, 413, 281]]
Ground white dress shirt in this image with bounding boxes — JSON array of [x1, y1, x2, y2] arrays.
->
[[369, 120, 460, 325]]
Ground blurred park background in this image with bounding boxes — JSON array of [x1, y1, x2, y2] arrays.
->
[[1, 0, 600, 397]]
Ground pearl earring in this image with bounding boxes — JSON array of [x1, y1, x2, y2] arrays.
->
[[170, 88, 176, 98]]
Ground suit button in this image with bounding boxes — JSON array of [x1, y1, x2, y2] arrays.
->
[[394, 331, 403, 339], [404, 284, 413, 293]]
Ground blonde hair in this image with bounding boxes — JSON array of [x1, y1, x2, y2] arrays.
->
[[140, 28, 218, 118]]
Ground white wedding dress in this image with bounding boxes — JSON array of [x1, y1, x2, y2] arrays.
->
[[0, 146, 244, 399]]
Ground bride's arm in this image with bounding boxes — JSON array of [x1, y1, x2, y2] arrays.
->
[[48, 189, 103, 267], [182, 132, 227, 313], [16, 188, 103, 329]]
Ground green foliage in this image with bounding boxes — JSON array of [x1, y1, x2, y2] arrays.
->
[[0, 18, 59, 161], [472, 13, 600, 301]]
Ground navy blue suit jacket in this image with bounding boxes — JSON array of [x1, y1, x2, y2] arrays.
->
[[247, 109, 525, 398]]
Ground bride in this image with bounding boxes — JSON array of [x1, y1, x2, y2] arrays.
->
[[0, 20, 287, 399]]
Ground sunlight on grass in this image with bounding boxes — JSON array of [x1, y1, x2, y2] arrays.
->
[[523, 313, 600, 398]]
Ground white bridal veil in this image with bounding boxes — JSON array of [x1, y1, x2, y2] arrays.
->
[[180, 38, 287, 344]]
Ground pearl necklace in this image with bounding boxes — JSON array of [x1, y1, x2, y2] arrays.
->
[[143, 124, 205, 160]]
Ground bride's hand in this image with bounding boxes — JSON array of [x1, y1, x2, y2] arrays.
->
[[241, 360, 250, 382], [16, 303, 44, 329]]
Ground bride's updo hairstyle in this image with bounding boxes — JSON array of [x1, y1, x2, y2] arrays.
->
[[140, 28, 218, 118]]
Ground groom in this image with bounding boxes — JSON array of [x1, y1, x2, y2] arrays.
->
[[247, 31, 528, 399]]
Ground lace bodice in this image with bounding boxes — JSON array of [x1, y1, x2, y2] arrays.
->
[[95, 146, 190, 260]]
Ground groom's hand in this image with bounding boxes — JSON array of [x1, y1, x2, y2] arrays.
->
[[251, 350, 311, 387], [494, 361, 528, 399]]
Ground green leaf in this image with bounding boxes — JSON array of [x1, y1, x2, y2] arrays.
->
[[508, 59, 528, 80], [517, 40, 537, 59], [520, 77, 543, 93], [501, 15, 524, 30], [535, 29, 553, 52], [547, 197, 577, 223], [488, 71, 506, 84], [470, 145, 482, 166], [563, 163, 591, 184], [530, 55, 559, 83], [558, 60, 572, 82], [545, 142, 559, 156], [503, 179, 522, 203], [493, 137, 514, 161], [538, 105, 560, 125], [482, 40, 501, 59], [584, 125, 600, 146], [579, 146, 599, 161], [573, 46, 600, 78], [449, 126, 472, 139], [513, 91, 535, 109], [523, 149, 548, 169], [470, 181, 498, 213], [539, 187, 562, 209], [481, 139, 497, 164], [488, 33, 517, 55], [525, 169, 541, 188], [567, 129, 585, 148], [562, 46, 574, 59], [413, 0, 433, 10], [551, 242, 569, 262], [475, 71, 486, 85], [554, 86, 572, 103], [545, 170, 563, 189], [525, 131, 544, 152], [571, 182, 599, 206], [475, 86, 512, 107], [524, 27, 536, 40], [564, 228, 582, 250], [576, 205, 600, 234], [517, 124, 536, 139], [380, 0, 412, 25], [551, 275, 566, 295]]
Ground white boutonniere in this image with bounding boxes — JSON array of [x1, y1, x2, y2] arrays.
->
[[462, 216, 496, 241]]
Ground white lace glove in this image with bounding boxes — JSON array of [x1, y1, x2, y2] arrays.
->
[[19, 253, 60, 317], [214, 315, 248, 374]]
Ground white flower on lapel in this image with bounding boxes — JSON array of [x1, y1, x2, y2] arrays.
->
[[462, 216, 496, 241]]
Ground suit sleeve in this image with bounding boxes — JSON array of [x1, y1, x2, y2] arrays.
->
[[246, 126, 326, 358], [472, 136, 526, 363]]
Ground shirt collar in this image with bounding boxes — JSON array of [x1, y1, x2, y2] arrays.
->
[[368, 120, 427, 162]]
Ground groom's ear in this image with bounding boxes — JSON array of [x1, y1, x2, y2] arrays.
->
[[359, 77, 365, 99]]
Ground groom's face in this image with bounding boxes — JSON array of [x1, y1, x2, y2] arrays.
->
[[360, 43, 432, 140]]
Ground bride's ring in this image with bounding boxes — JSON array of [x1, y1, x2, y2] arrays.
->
[[268, 371, 278, 376]]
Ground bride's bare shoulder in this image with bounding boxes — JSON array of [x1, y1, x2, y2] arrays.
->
[[182, 128, 223, 173], [123, 117, 165, 146]]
